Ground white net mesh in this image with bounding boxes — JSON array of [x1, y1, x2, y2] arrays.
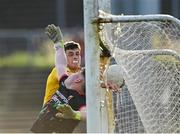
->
[[99, 21, 180, 52], [98, 12, 180, 133]]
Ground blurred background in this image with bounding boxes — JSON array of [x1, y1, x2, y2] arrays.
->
[[0, 0, 179, 132]]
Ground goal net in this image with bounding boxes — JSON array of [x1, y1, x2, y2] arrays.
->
[[97, 11, 180, 133]]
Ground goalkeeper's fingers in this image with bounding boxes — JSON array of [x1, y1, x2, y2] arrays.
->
[[45, 24, 53, 34], [48, 24, 56, 33], [45, 24, 57, 36], [48, 24, 61, 35], [45, 25, 53, 39], [45, 24, 63, 43]]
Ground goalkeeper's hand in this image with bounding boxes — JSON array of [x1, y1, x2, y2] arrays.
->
[[56, 104, 81, 120], [45, 24, 63, 44]]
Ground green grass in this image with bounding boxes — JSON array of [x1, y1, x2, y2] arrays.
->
[[0, 51, 54, 68]]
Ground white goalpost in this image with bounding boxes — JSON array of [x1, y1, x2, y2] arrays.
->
[[84, 0, 180, 133], [84, 0, 102, 132], [84, 0, 112, 133]]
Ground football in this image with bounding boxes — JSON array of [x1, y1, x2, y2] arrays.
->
[[103, 64, 124, 87]]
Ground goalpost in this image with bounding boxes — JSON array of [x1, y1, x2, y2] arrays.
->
[[84, 0, 112, 133], [84, 0, 180, 133]]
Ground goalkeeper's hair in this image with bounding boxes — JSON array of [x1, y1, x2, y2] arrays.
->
[[64, 41, 81, 51]]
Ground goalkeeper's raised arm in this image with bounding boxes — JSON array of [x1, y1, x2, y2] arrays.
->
[[45, 24, 67, 81]]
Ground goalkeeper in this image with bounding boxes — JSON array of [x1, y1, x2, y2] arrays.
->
[[43, 39, 82, 105], [31, 24, 86, 133]]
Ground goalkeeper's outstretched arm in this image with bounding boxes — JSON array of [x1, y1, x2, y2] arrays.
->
[[45, 24, 67, 81]]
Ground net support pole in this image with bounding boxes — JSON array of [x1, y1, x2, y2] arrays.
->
[[84, 0, 101, 132], [84, 0, 111, 133]]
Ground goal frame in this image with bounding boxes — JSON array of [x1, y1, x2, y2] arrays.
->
[[84, 0, 111, 133], [84, 0, 180, 133]]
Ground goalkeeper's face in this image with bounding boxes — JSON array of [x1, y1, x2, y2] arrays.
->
[[65, 48, 81, 70]]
